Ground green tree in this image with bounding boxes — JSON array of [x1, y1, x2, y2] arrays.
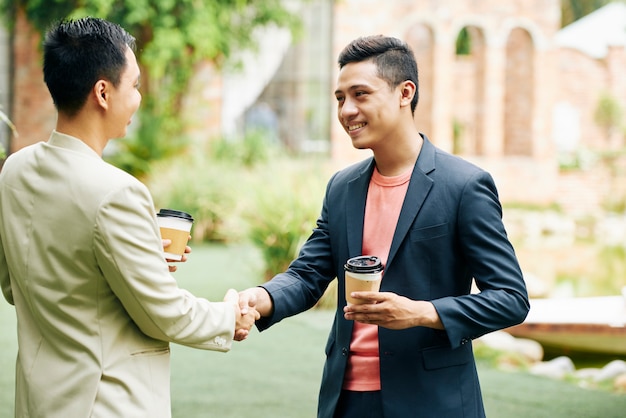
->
[[594, 92, 623, 141], [0, 0, 300, 175], [560, 0, 618, 26], [0, 107, 16, 159]]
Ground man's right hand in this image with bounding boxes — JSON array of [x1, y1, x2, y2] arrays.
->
[[238, 287, 274, 318], [223, 288, 259, 341]]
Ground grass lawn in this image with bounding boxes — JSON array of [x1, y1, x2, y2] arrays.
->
[[1, 243, 625, 417]]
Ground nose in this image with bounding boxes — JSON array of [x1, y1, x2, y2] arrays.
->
[[339, 97, 358, 121]]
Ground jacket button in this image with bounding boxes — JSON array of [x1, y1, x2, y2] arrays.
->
[[342, 347, 348, 356]]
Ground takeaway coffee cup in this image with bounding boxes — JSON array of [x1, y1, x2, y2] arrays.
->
[[344, 255, 384, 305], [156, 209, 194, 261]]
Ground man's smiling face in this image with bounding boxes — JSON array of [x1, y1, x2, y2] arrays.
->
[[335, 60, 403, 151]]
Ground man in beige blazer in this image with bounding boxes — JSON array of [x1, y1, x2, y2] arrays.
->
[[0, 17, 258, 417]]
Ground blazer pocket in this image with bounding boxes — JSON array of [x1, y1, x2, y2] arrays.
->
[[410, 222, 449, 242], [422, 343, 471, 370], [130, 347, 170, 357]]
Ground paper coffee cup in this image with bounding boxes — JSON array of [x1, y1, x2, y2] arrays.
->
[[156, 209, 194, 261], [344, 255, 383, 305]]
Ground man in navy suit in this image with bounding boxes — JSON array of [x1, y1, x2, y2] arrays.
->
[[239, 35, 529, 418]]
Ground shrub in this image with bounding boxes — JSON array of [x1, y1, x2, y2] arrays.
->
[[146, 141, 338, 309], [0, 107, 17, 159], [212, 130, 281, 168], [245, 157, 328, 280], [147, 150, 249, 243], [105, 111, 190, 179], [146, 133, 286, 243]]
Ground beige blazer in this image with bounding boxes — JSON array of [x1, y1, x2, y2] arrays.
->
[[0, 131, 235, 418]]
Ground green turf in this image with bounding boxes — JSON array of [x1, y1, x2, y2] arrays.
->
[[1, 244, 625, 417]]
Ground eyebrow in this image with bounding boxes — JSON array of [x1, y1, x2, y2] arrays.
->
[[334, 84, 371, 95]]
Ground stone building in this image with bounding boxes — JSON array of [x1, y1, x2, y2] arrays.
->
[[329, 0, 561, 206], [2, 1, 625, 212], [243, 0, 626, 212]]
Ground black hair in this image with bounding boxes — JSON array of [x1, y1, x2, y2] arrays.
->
[[43, 17, 136, 116], [338, 35, 419, 113]]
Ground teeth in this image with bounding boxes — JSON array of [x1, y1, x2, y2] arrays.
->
[[347, 123, 365, 131]]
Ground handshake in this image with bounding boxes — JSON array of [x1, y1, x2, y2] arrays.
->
[[222, 287, 268, 342], [163, 240, 268, 342]]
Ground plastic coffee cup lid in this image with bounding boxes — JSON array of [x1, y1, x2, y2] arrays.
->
[[157, 209, 194, 223], [344, 255, 383, 273]]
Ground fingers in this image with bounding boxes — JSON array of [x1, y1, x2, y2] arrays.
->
[[226, 288, 261, 342], [237, 289, 258, 315], [343, 292, 390, 323], [234, 308, 259, 342], [163, 240, 191, 269], [223, 288, 239, 303], [234, 329, 249, 341], [347, 291, 386, 304]]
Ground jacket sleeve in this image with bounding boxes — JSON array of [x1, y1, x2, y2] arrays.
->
[[93, 182, 235, 352], [256, 173, 338, 330], [0, 228, 12, 305], [431, 170, 529, 348]]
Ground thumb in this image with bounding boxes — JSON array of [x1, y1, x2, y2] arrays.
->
[[223, 288, 239, 304]]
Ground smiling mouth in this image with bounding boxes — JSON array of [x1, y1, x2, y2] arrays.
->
[[347, 122, 366, 132]]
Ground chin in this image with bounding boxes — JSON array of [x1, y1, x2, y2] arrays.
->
[[351, 139, 370, 150]]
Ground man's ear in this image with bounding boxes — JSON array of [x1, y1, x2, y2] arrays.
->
[[399, 80, 416, 108], [94, 80, 108, 109]]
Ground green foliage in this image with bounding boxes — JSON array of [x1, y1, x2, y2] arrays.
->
[[561, 0, 616, 27], [452, 118, 465, 154], [147, 142, 336, 306], [473, 342, 532, 371], [555, 244, 626, 296], [146, 132, 310, 251], [557, 147, 597, 171], [104, 110, 189, 178], [0, 108, 15, 159], [596, 245, 626, 293], [147, 147, 248, 244], [602, 193, 626, 213], [244, 158, 328, 280], [212, 130, 282, 168], [0, 0, 301, 175], [455, 27, 471, 55], [503, 201, 562, 212], [594, 92, 624, 137]]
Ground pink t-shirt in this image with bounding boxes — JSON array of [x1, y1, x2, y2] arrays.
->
[[342, 166, 411, 391]]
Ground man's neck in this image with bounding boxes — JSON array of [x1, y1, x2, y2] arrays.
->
[[56, 114, 107, 156], [373, 133, 423, 177]]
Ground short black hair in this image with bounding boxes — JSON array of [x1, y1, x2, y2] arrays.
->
[[338, 35, 419, 113], [43, 17, 136, 116]]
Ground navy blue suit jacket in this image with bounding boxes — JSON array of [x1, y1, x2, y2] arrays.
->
[[257, 136, 529, 418]]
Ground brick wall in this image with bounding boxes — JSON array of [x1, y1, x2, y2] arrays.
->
[[330, 0, 562, 206], [0, 21, 10, 154], [10, 8, 55, 152]]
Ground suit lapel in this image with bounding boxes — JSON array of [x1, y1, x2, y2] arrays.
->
[[346, 159, 375, 257], [386, 135, 436, 268]]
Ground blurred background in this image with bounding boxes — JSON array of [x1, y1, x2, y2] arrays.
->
[[0, 0, 625, 303]]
